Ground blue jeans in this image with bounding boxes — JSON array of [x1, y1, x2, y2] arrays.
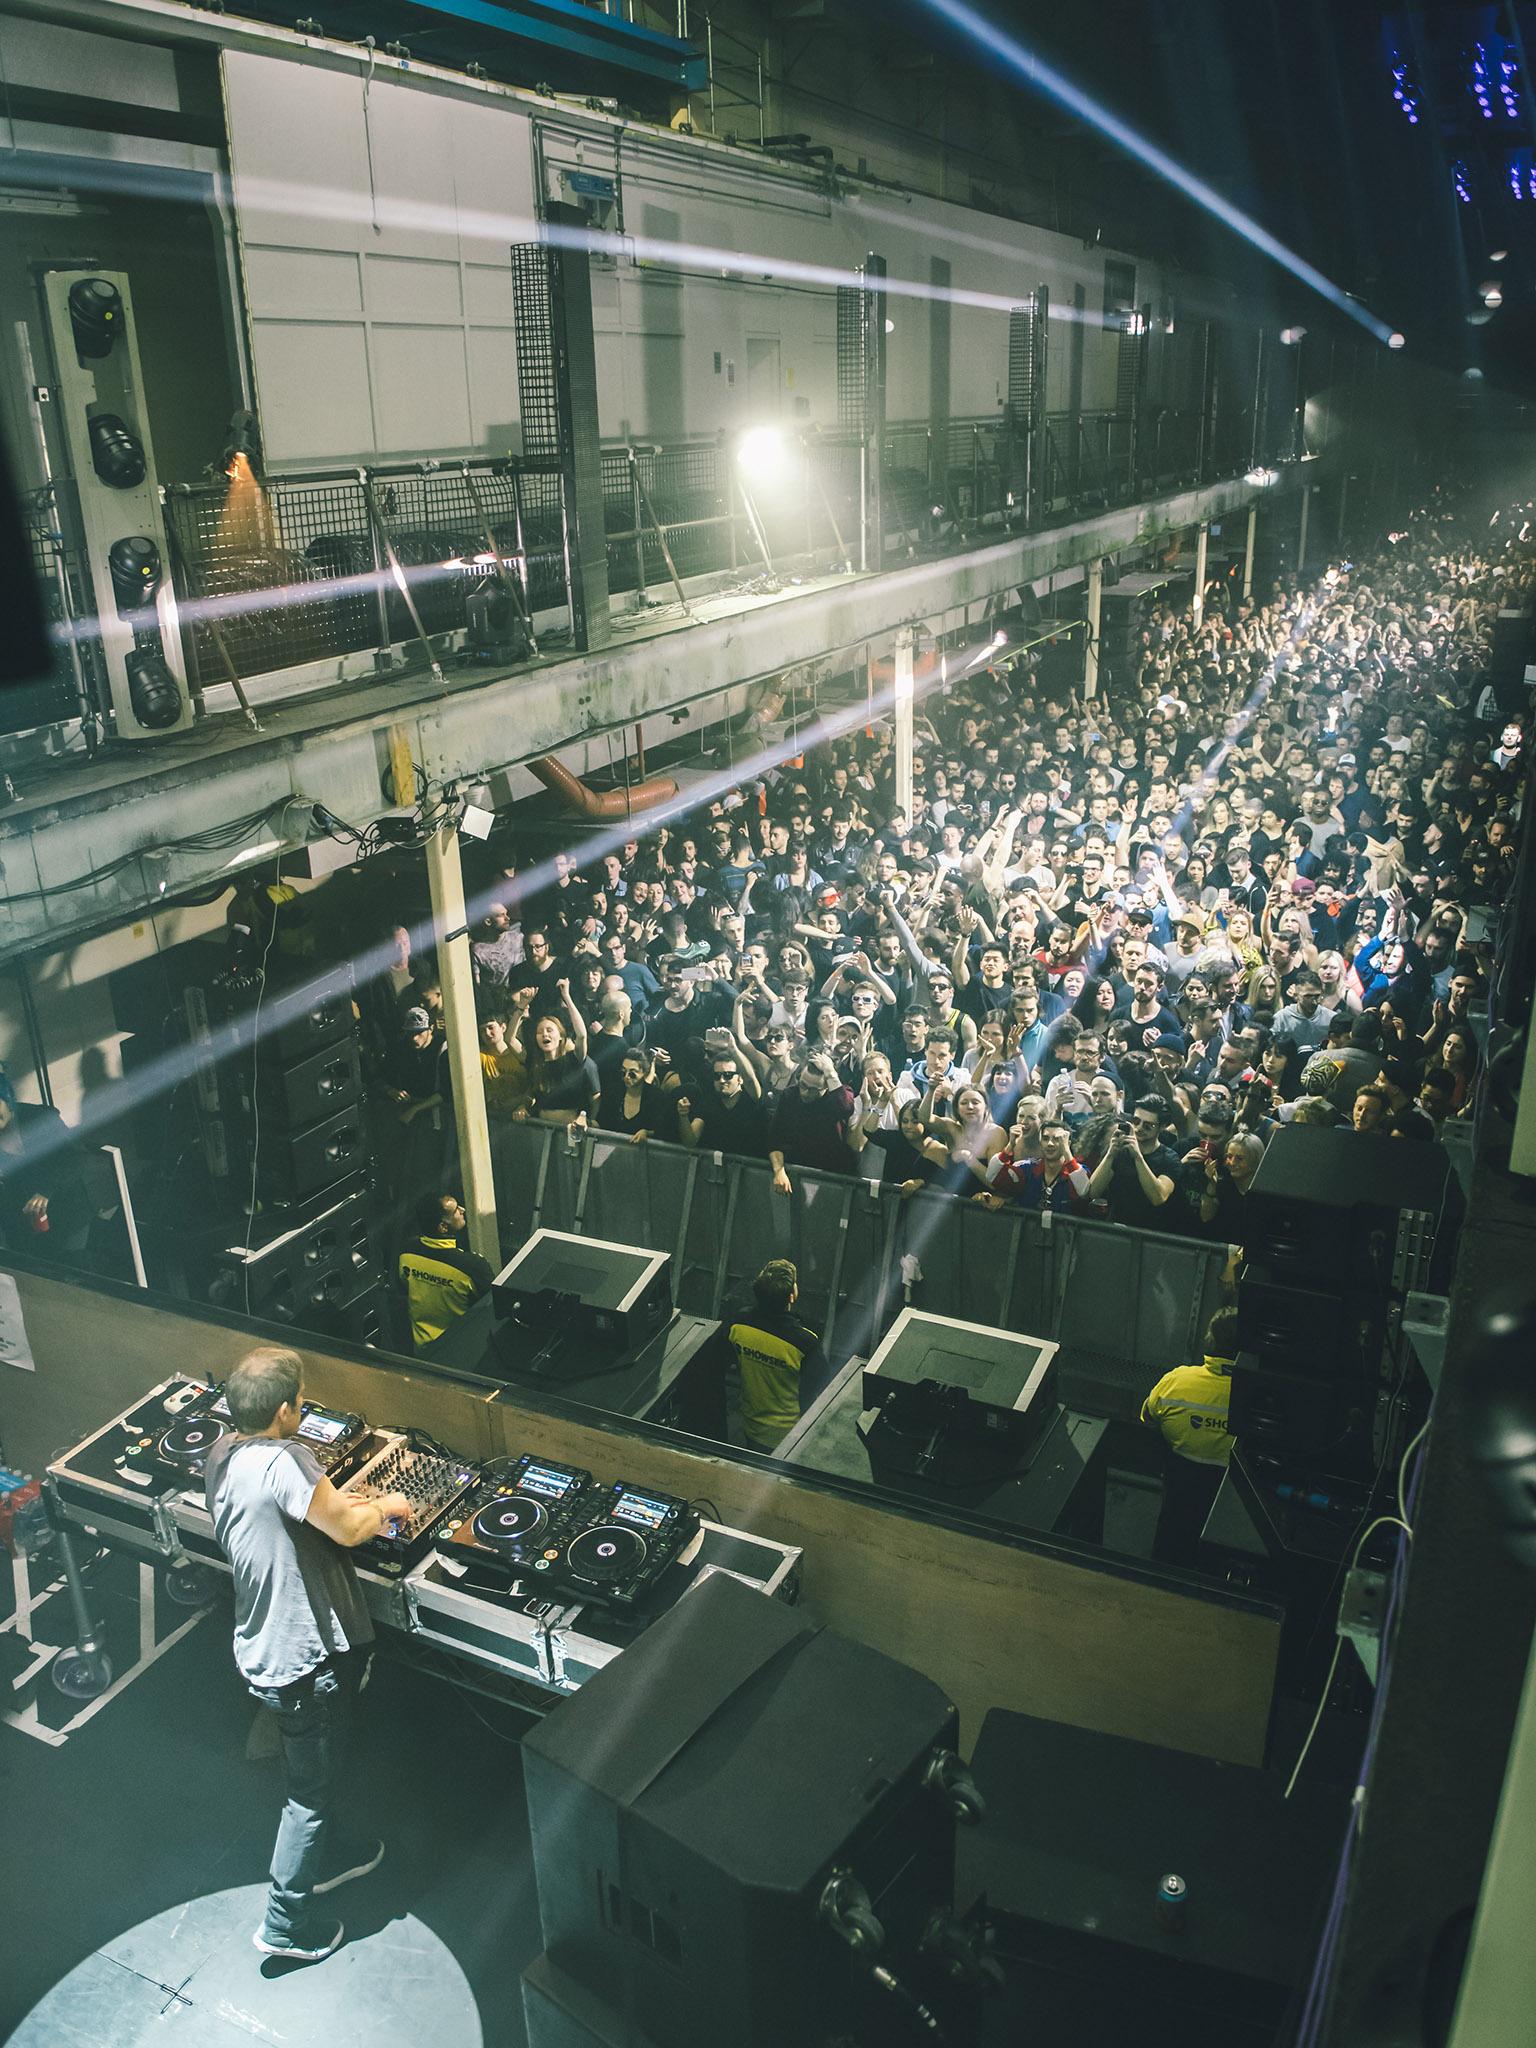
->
[[248, 1649, 369, 1942]]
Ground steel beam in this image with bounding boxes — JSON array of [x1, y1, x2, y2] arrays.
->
[[0, 469, 1291, 963]]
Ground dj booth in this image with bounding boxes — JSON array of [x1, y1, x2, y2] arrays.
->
[[43, 1373, 800, 1702]]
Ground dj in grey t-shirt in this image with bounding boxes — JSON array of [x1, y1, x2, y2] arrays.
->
[[205, 1436, 373, 1690]]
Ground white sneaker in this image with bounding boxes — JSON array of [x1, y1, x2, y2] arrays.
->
[[252, 1920, 344, 1962]]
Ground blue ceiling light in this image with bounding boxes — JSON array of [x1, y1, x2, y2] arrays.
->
[[1390, 51, 1422, 124], [1453, 160, 1472, 203]]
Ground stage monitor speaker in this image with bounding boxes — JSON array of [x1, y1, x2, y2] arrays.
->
[[1228, 1350, 1375, 1475], [1244, 1127, 1447, 1292], [494, 1229, 672, 1355], [256, 1037, 363, 1130], [1236, 1265, 1388, 1380], [521, 1573, 964, 2048]]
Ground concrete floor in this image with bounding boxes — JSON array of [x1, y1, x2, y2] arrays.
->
[[1, 1548, 541, 2048]]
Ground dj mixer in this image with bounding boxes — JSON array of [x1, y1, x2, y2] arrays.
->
[[337, 1433, 479, 1576]]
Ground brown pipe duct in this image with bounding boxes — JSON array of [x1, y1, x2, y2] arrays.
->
[[529, 754, 678, 818], [867, 649, 945, 687]]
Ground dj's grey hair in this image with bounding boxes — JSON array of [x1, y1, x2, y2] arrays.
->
[[226, 1346, 303, 1432]]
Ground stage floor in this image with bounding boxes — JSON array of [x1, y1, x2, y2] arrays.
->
[[1, 1548, 541, 2048]]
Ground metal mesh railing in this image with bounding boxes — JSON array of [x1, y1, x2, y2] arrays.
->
[[487, 1124, 1226, 1392], [162, 474, 379, 684], [58, 307, 1282, 711], [509, 242, 561, 460]]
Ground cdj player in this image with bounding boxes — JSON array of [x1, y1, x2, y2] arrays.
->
[[530, 1480, 699, 1613], [115, 1386, 367, 1489], [435, 1454, 594, 1588]]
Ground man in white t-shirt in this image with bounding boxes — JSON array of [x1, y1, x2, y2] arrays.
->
[[205, 1347, 410, 1963]]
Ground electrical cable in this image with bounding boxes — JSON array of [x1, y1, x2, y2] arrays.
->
[[240, 803, 304, 1317], [0, 795, 307, 906], [1284, 1511, 1414, 1801], [1397, 1414, 1431, 1525]]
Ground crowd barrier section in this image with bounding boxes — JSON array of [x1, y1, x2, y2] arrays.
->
[[0, 1256, 1281, 1764], [487, 1126, 1227, 1401]]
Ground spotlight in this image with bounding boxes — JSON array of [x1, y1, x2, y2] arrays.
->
[[1468, 309, 1494, 326], [1465, 366, 1486, 380], [1279, 326, 1307, 345], [88, 412, 146, 489], [1490, 248, 1508, 261], [1480, 281, 1504, 307], [1388, 332, 1406, 350], [123, 649, 183, 729], [736, 425, 788, 483], [220, 407, 263, 479], [67, 276, 124, 359], [106, 535, 163, 617], [884, 318, 895, 334]]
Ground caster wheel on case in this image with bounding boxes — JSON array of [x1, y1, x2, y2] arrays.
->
[[52, 1647, 114, 1699], [165, 1564, 217, 1609]]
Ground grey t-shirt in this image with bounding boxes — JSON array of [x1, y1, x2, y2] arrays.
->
[[205, 1436, 373, 1689]]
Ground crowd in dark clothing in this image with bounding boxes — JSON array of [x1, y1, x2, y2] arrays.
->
[[0, 491, 1523, 1377], [361, 490, 1529, 1257]]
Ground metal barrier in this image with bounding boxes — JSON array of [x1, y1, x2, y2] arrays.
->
[[489, 1125, 1227, 1394], [130, 392, 1287, 700]]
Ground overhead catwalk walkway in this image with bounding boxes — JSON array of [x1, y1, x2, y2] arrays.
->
[[0, 465, 1284, 964]]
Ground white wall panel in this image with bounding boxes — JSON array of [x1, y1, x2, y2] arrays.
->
[[467, 327, 519, 447], [244, 246, 363, 317], [371, 325, 472, 453], [464, 263, 517, 323], [252, 322, 373, 463], [366, 254, 463, 321], [223, 49, 532, 463], [223, 46, 1196, 462]]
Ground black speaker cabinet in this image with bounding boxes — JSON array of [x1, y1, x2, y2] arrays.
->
[[521, 1573, 960, 2048], [257, 1103, 369, 1204], [256, 1037, 363, 1130], [1236, 1264, 1388, 1380], [1244, 1127, 1447, 1292], [522, 1953, 655, 2048], [1229, 1350, 1375, 1475], [220, 1182, 376, 1324], [260, 972, 354, 1064]]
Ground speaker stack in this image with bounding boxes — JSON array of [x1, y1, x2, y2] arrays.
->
[[519, 1573, 994, 2048], [1487, 606, 1533, 720], [1231, 1127, 1448, 1534], [214, 970, 384, 1345]]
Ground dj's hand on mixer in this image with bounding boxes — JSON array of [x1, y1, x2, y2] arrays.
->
[[342, 1436, 478, 1573]]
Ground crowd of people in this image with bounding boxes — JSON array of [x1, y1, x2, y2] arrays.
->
[[366, 490, 1525, 1274]]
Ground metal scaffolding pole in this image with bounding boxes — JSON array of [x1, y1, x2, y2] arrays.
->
[[1192, 523, 1209, 628], [1083, 559, 1103, 699], [893, 626, 915, 820], [1243, 503, 1258, 602], [426, 822, 500, 1268]]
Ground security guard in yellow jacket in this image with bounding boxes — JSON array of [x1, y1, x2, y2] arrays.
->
[[1141, 1306, 1238, 1567], [398, 1192, 495, 1350], [726, 1259, 828, 1451]]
